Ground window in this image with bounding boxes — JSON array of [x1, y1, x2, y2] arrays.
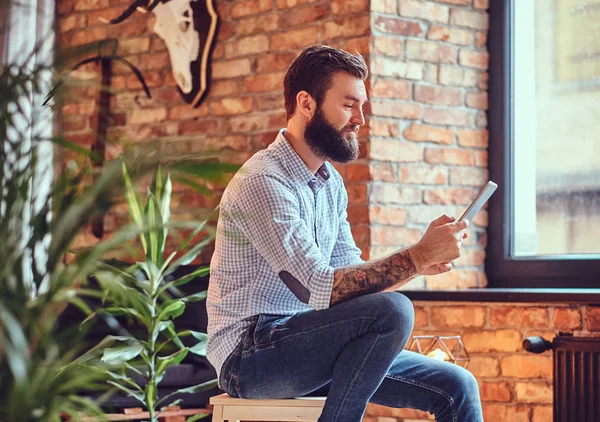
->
[[487, 0, 600, 288]]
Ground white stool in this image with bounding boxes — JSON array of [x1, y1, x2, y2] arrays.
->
[[209, 393, 326, 422]]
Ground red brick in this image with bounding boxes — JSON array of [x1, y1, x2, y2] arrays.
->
[[256, 53, 297, 73], [231, 0, 272, 18], [237, 13, 279, 35], [423, 108, 472, 127], [370, 119, 401, 137], [271, 26, 319, 51], [474, 150, 488, 167], [281, 4, 328, 27], [399, 0, 449, 23], [532, 406, 552, 422], [422, 63, 439, 83], [138, 52, 170, 71], [457, 129, 488, 148], [347, 184, 368, 203], [275, 0, 318, 8], [476, 32, 487, 48], [212, 58, 252, 79], [551, 307, 582, 330], [225, 34, 270, 58], [129, 107, 166, 124], [337, 36, 370, 54], [450, 167, 488, 186], [490, 306, 548, 328], [515, 382, 552, 404], [466, 91, 488, 110], [369, 139, 423, 162], [468, 356, 500, 378], [69, 27, 108, 47], [168, 104, 209, 120], [371, 0, 397, 14], [229, 111, 286, 133], [373, 16, 425, 37], [371, 100, 421, 119], [323, 16, 370, 40], [399, 165, 447, 185], [178, 119, 220, 136], [244, 72, 285, 93], [474, 0, 490, 10], [501, 355, 553, 379], [74, 0, 108, 11], [425, 147, 475, 166], [370, 162, 396, 182], [404, 124, 453, 144], [462, 330, 522, 353], [332, 0, 368, 14], [478, 72, 489, 90], [454, 248, 485, 267], [372, 225, 422, 246], [483, 404, 530, 422], [479, 381, 512, 402], [210, 80, 241, 97], [371, 184, 422, 205], [370, 206, 408, 225], [371, 78, 410, 99], [406, 40, 457, 64], [257, 93, 284, 111], [439, 65, 479, 87], [59, 13, 86, 32], [432, 0, 470, 4], [424, 187, 475, 205], [459, 50, 489, 69], [450, 9, 489, 30], [430, 306, 486, 328], [371, 57, 424, 79], [585, 306, 600, 330], [427, 25, 473, 46], [414, 306, 428, 327], [415, 85, 462, 106], [347, 205, 370, 225], [426, 270, 478, 289], [346, 163, 371, 182], [117, 37, 150, 55]]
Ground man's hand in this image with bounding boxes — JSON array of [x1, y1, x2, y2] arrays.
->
[[408, 215, 469, 275]]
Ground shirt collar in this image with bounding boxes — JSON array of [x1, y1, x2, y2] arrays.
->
[[270, 129, 331, 187]]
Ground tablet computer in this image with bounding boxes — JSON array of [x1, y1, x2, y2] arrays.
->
[[458, 181, 498, 223]]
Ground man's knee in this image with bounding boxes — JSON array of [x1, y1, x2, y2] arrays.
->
[[371, 292, 415, 334], [450, 365, 481, 399]]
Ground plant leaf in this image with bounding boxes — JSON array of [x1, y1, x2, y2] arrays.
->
[[187, 413, 210, 421], [122, 157, 147, 254], [181, 290, 207, 303], [144, 192, 164, 269], [158, 300, 185, 320], [101, 343, 144, 365], [107, 380, 145, 403], [156, 348, 188, 378]]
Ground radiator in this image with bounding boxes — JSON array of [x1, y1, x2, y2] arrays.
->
[[524, 334, 600, 422]]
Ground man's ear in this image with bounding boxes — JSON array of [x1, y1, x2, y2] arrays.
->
[[296, 91, 316, 120]]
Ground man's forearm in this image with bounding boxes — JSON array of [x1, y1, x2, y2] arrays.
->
[[330, 248, 418, 306]]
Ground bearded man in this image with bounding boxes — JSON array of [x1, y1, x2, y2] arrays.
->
[[206, 45, 483, 422]]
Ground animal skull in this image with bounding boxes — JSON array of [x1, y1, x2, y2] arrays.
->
[[152, 0, 199, 94]]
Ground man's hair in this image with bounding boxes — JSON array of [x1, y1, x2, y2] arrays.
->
[[283, 45, 368, 120]]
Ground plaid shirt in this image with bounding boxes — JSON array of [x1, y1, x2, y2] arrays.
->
[[206, 130, 364, 376]]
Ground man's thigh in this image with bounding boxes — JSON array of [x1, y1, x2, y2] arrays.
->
[[222, 292, 412, 399]]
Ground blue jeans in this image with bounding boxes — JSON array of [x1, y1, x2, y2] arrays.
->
[[219, 292, 483, 422]]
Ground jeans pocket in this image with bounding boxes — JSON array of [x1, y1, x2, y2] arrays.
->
[[253, 314, 290, 346]]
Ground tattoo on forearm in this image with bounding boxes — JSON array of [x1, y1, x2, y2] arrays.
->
[[330, 249, 417, 306]]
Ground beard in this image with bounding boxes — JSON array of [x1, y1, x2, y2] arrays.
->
[[304, 107, 360, 164]]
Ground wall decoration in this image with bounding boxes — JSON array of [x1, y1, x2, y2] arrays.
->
[[102, 0, 219, 107]]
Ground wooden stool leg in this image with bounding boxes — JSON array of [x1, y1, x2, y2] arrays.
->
[[211, 404, 224, 422]]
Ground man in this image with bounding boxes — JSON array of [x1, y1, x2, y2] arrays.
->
[[206, 45, 484, 422]]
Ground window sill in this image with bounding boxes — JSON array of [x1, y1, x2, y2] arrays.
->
[[400, 288, 600, 304]]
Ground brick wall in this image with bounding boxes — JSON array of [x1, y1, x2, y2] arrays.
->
[[56, 0, 372, 260], [368, 0, 490, 290], [365, 302, 600, 422], [54, 0, 599, 421]]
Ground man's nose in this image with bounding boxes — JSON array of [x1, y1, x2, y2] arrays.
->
[[351, 108, 365, 126]]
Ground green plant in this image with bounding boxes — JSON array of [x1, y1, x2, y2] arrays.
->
[[86, 161, 221, 421]]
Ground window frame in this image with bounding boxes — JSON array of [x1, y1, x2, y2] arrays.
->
[[486, 0, 600, 289]]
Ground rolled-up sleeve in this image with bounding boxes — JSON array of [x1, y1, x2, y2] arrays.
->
[[225, 174, 333, 310]]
